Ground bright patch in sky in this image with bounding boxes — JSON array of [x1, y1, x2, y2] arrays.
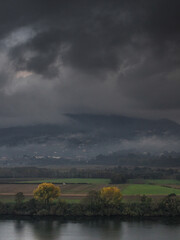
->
[[16, 71, 33, 78]]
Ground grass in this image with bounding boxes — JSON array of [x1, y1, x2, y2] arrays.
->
[[0, 196, 14, 203], [17, 178, 110, 184], [145, 179, 180, 185], [128, 179, 180, 185], [0, 195, 32, 203], [62, 198, 81, 204], [122, 184, 180, 195], [0, 196, 81, 204]]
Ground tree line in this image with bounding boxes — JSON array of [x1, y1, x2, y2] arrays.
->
[[0, 184, 180, 217], [0, 166, 179, 182]]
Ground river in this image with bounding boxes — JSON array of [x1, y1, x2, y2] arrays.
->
[[0, 217, 180, 240]]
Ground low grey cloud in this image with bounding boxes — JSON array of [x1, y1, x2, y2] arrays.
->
[[0, 0, 180, 126]]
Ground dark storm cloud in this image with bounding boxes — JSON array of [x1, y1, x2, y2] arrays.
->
[[0, 0, 180, 125], [7, 0, 180, 74], [9, 29, 68, 78]]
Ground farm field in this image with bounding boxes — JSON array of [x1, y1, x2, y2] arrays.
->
[[145, 179, 180, 185], [0, 183, 122, 195], [1, 179, 180, 203], [122, 184, 180, 195], [61, 199, 81, 204], [128, 179, 180, 185], [0, 195, 32, 203], [16, 178, 110, 184]]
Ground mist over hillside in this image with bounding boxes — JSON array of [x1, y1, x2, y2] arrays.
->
[[0, 114, 180, 166]]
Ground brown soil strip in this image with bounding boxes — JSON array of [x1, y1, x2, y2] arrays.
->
[[0, 193, 87, 197]]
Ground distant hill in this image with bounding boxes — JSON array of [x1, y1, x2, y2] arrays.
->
[[0, 114, 180, 147], [0, 114, 180, 165], [67, 114, 180, 138]]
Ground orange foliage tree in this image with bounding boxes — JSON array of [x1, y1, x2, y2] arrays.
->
[[33, 183, 61, 204], [100, 186, 122, 205]]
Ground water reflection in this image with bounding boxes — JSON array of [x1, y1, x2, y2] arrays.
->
[[29, 220, 62, 240], [13, 219, 63, 240], [79, 219, 123, 239], [0, 217, 180, 240], [26, 219, 123, 240], [15, 220, 25, 231]]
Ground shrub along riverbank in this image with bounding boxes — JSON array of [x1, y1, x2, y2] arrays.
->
[[0, 193, 180, 217]]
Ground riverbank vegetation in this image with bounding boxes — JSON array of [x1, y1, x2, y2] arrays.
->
[[0, 186, 180, 217]]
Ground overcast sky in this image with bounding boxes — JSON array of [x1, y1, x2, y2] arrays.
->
[[0, 0, 180, 127]]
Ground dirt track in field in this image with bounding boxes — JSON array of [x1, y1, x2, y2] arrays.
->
[[0, 183, 126, 195], [0, 193, 87, 198], [0, 183, 93, 197], [0, 184, 38, 194]]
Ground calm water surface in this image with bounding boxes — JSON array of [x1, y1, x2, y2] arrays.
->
[[0, 218, 180, 240]]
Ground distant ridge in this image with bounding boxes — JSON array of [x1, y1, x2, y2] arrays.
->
[[0, 114, 179, 147]]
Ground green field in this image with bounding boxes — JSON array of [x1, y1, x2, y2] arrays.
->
[[128, 179, 180, 185], [1, 182, 180, 203], [145, 179, 180, 185], [62, 199, 81, 203], [0, 195, 81, 204], [17, 178, 110, 184], [0, 195, 32, 203], [2, 178, 180, 202], [122, 184, 180, 195]]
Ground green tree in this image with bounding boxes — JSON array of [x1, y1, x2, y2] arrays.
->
[[15, 192, 25, 205], [33, 183, 60, 205], [159, 194, 180, 216], [85, 190, 102, 207]]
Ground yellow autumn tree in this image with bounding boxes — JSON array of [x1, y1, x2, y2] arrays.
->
[[33, 183, 60, 204], [100, 186, 122, 205]]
